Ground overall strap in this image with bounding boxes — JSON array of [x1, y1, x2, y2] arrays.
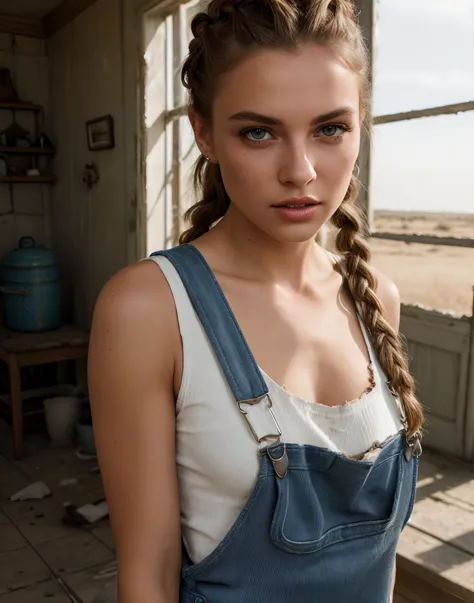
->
[[151, 245, 284, 456], [152, 244, 267, 401]]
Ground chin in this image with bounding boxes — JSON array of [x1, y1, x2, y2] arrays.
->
[[263, 222, 326, 245]]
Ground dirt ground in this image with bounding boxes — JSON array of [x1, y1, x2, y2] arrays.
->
[[369, 211, 474, 316]]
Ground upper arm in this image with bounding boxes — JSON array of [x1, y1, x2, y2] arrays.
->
[[88, 260, 181, 601], [372, 267, 401, 332]]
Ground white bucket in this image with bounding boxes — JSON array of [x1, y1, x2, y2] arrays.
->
[[43, 396, 81, 447]]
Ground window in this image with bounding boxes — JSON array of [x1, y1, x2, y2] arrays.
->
[[370, 0, 474, 315], [143, 0, 208, 253]]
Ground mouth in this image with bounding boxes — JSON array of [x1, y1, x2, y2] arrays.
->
[[271, 197, 322, 208], [270, 198, 322, 223]]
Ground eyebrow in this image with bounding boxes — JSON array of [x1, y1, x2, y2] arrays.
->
[[229, 108, 356, 126]]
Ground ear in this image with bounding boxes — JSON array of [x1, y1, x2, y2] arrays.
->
[[189, 109, 216, 162]]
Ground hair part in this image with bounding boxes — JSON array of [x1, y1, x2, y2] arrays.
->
[[179, 0, 424, 438]]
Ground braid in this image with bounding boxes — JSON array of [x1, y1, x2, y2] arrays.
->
[[304, 0, 358, 35], [179, 157, 229, 244], [331, 183, 424, 439]]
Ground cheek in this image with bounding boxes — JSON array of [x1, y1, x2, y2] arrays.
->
[[216, 140, 267, 197], [319, 136, 360, 187], [323, 148, 356, 179]]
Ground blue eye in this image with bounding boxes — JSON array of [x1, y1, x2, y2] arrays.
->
[[244, 128, 272, 143], [318, 124, 346, 138]]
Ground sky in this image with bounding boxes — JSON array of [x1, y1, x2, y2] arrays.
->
[[372, 0, 474, 214]]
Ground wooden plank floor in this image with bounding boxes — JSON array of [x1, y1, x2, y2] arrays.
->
[[395, 447, 474, 602]]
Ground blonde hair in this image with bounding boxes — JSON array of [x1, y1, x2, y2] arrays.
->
[[180, 0, 423, 439]]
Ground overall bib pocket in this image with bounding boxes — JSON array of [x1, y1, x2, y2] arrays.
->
[[270, 442, 412, 554]]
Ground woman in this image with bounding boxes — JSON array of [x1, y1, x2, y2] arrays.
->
[[88, 1, 424, 602]]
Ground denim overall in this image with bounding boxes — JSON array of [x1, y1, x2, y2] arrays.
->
[[152, 244, 421, 603]]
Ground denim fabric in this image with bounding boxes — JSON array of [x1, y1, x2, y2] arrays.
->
[[151, 245, 419, 603]]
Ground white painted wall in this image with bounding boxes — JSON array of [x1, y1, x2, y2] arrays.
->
[[0, 34, 51, 262], [45, 0, 184, 327], [44, 0, 212, 325], [401, 306, 473, 461], [48, 0, 129, 327]]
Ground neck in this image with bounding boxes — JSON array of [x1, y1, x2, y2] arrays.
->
[[206, 204, 334, 290]]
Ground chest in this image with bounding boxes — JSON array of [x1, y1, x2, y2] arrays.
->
[[219, 278, 374, 407]]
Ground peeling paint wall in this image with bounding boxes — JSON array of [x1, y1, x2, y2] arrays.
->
[[0, 34, 51, 261], [46, 0, 183, 325], [48, 0, 128, 327]]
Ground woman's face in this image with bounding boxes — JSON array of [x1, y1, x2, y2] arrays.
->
[[192, 43, 361, 243]]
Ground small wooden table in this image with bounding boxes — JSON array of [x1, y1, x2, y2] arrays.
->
[[0, 325, 89, 459]]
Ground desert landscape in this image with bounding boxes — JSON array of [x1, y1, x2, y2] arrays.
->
[[370, 211, 474, 316]]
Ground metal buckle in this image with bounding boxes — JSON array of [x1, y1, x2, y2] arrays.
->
[[386, 381, 423, 461], [267, 443, 288, 478], [404, 432, 423, 461], [238, 394, 282, 444]]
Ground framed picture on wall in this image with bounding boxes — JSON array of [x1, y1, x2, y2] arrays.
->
[[86, 115, 115, 151]]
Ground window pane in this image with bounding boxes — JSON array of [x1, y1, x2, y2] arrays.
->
[[370, 236, 474, 315], [370, 112, 474, 214], [374, 0, 474, 115]]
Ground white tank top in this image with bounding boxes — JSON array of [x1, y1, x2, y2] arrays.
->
[[150, 256, 404, 564]]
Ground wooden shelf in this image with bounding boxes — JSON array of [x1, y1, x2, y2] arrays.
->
[[0, 102, 54, 189], [0, 101, 43, 113], [0, 175, 56, 184], [0, 146, 55, 155]]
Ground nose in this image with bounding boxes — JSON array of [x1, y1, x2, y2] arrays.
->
[[278, 143, 317, 188]]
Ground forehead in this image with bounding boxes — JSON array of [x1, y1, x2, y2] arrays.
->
[[213, 43, 360, 121]]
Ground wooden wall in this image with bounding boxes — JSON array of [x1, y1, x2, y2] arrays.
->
[[401, 305, 474, 463]]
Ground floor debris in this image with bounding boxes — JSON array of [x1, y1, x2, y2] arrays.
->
[[62, 500, 109, 526], [10, 481, 51, 501]]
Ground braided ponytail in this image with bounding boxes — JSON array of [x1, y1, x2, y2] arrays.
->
[[331, 181, 423, 439]]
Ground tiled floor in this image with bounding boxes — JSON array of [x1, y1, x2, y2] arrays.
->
[[0, 427, 117, 603]]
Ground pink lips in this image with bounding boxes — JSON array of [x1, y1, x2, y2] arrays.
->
[[271, 197, 321, 222]]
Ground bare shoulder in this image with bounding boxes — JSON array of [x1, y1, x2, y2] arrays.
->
[[93, 259, 175, 328], [89, 257, 182, 401], [371, 267, 401, 332]]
